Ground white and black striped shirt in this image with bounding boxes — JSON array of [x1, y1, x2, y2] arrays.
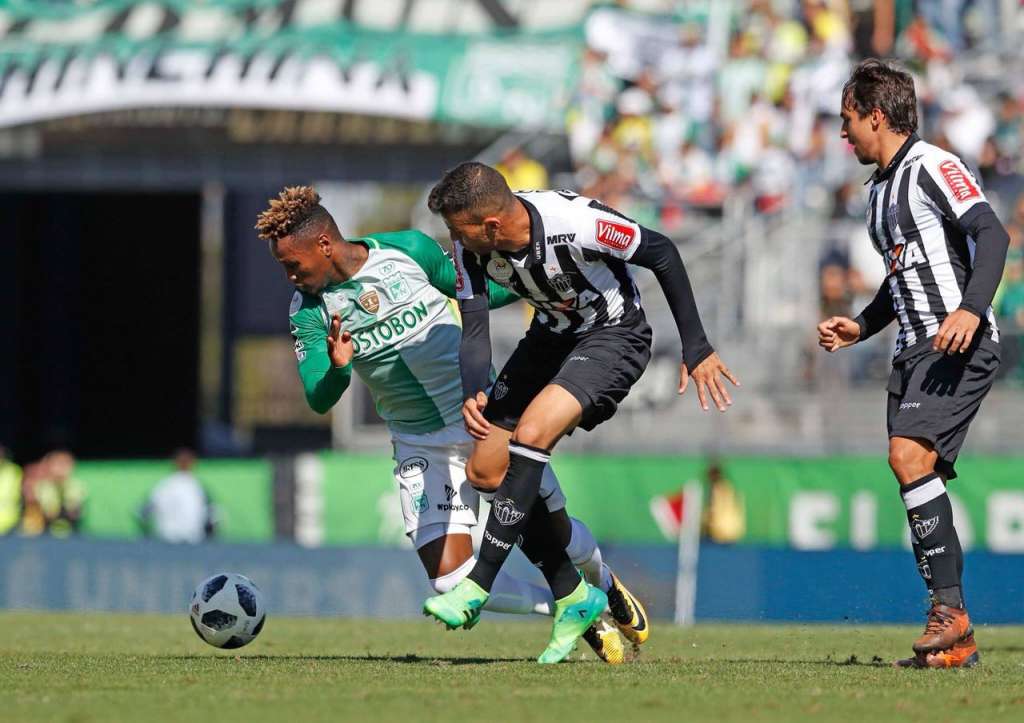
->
[[865, 134, 1000, 359], [453, 190, 644, 335]]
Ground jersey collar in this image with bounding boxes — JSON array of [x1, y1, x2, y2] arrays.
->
[[517, 195, 547, 267], [869, 132, 920, 184]]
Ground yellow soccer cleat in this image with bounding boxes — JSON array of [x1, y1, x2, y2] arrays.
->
[[582, 617, 626, 664], [606, 571, 649, 645]]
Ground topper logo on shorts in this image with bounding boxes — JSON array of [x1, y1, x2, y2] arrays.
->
[[596, 219, 636, 251], [492, 498, 525, 526], [399, 456, 428, 479], [938, 160, 980, 202]]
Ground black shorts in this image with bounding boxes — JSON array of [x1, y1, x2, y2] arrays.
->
[[485, 321, 653, 433], [886, 338, 1000, 479]]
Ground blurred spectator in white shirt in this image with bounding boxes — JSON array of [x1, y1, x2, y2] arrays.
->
[[138, 449, 217, 544]]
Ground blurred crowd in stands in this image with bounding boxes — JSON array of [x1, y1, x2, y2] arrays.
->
[[549, 0, 1024, 383]]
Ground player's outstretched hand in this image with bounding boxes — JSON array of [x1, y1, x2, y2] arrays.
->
[[933, 308, 980, 355], [462, 391, 491, 440], [817, 316, 861, 352], [326, 313, 354, 367], [680, 352, 740, 413]]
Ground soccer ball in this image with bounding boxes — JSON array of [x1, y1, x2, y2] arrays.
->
[[189, 573, 266, 649]]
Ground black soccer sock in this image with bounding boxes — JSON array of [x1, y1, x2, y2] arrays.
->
[[910, 538, 934, 598], [901, 474, 964, 608], [467, 442, 549, 592], [518, 499, 583, 600]]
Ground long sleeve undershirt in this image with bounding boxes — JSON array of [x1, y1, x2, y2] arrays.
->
[[630, 227, 714, 370]]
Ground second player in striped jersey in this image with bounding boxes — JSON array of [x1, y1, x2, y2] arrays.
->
[[819, 59, 1010, 670]]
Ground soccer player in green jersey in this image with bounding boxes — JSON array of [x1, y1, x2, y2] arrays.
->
[[256, 186, 637, 663]]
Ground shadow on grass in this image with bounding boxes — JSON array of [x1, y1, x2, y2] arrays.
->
[[160, 654, 532, 665]]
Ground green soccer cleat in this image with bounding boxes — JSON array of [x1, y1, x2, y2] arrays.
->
[[422, 579, 488, 631], [537, 579, 608, 664]]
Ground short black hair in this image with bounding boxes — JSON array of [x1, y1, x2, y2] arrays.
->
[[842, 59, 918, 135], [427, 162, 515, 218]]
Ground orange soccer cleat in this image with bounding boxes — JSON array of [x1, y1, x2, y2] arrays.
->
[[912, 604, 972, 654]]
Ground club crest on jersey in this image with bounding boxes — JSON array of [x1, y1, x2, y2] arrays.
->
[[549, 273, 574, 294], [487, 257, 515, 284], [383, 273, 411, 303], [938, 160, 980, 202], [357, 290, 380, 314], [596, 219, 635, 251], [886, 204, 900, 233]]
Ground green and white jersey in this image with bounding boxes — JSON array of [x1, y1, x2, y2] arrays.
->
[[289, 230, 518, 435]]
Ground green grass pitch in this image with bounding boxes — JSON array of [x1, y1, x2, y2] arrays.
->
[[2, 612, 1023, 722]]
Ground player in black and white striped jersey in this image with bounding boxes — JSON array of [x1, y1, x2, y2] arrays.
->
[[818, 59, 1010, 669], [420, 162, 738, 662]]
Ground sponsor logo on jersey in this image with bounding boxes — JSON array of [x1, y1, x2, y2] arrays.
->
[[548, 273, 574, 294], [358, 290, 380, 314], [399, 456, 429, 479], [938, 159, 980, 202], [486, 257, 515, 283], [886, 238, 928, 273], [546, 233, 576, 245], [292, 335, 306, 362], [595, 219, 636, 251], [350, 300, 432, 356], [492, 498, 525, 526], [912, 515, 940, 540]]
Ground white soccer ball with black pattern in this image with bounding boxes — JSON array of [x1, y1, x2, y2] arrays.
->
[[189, 573, 266, 649]]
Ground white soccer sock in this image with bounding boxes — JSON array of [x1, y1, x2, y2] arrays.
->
[[566, 517, 612, 591], [430, 556, 553, 616]]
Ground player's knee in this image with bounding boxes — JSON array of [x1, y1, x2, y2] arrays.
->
[[888, 442, 929, 483], [430, 556, 475, 593], [510, 421, 552, 450], [466, 456, 503, 491]]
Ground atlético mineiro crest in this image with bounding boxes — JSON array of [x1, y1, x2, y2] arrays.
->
[[357, 290, 380, 314], [913, 515, 939, 540], [492, 498, 525, 526], [549, 273, 574, 294]]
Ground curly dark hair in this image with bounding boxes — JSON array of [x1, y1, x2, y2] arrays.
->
[[255, 186, 330, 242], [427, 162, 515, 218], [842, 59, 918, 135]]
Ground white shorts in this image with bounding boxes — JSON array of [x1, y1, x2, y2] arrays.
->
[[392, 422, 567, 549]]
